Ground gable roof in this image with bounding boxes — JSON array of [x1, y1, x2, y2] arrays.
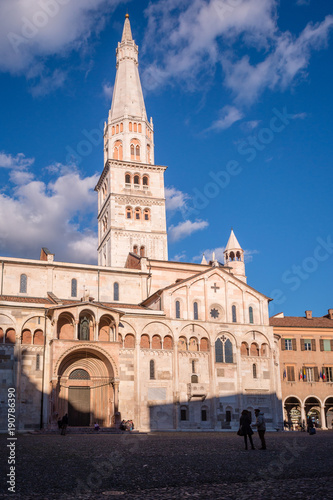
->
[[141, 265, 271, 307], [270, 315, 333, 328]]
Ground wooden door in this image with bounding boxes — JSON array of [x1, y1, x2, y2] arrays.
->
[[68, 387, 90, 426]]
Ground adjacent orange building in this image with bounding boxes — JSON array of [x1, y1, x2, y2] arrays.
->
[[270, 310, 333, 429]]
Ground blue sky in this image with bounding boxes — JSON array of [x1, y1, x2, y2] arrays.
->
[[0, 0, 332, 317]]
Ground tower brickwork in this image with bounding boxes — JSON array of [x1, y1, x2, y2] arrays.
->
[[96, 15, 168, 267]]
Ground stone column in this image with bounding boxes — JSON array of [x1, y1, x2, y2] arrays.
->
[[74, 320, 79, 340], [209, 339, 218, 429], [134, 337, 141, 429], [321, 405, 327, 430], [300, 402, 306, 426]]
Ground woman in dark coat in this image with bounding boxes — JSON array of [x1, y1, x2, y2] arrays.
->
[[239, 410, 255, 450]]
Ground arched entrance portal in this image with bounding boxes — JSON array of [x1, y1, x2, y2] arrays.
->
[[284, 397, 302, 428], [54, 348, 117, 427], [325, 397, 333, 429], [304, 397, 321, 427]]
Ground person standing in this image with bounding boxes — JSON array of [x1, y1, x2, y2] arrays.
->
[[254, 409, 266, 450], [61, 413, 68, 435], [239, 410, 255, 450]]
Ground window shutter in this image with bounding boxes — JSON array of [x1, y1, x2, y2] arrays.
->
[[281, 339, 285, 351], [331, 340, 333, 351], [292, 338, 297, 351], [311, 339, 316, 351], [300, 339, 305, 351], [314, 366, 319, 382], [320, 339, 324, 351]]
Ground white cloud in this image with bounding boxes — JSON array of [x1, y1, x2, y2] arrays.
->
[[292, 112, 307, 119], [0, 0, 126, 93], [142, 0, 333, 109], [168, 219, 209, 242], [210, 105, 243, 130], [103, 82, 114, 100], [165, 186, 189, 212], [241, 120, 261, 131], [0, 163, 99, 264], [172, 251, 187, 261], [0, 152, 35, 169]]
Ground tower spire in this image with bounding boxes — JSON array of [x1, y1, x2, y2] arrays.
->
[[122, 13, 133, 42], [224, 229, 246, 282]]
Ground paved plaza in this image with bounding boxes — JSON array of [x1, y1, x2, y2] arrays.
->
[[2, 431, 333, 499]]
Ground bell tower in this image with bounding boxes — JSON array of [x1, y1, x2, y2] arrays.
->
[[95, 14, 168, 267], [224, 229, 247, 282]]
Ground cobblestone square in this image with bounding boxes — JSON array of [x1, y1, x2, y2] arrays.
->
[[2, 430, 333, 499]]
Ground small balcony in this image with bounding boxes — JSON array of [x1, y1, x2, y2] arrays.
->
[[187, 383, 208, 401]]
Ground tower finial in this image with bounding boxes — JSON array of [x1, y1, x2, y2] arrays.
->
[[125, 13, 129, 19]]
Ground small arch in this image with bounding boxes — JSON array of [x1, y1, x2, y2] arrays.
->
[[120, 122, 123, 132], [57, 313, 74, 340], [71, 278, 77, 298], [125, 173, 131, 184], [140, 246, 145, 257], [113, 140, 123, 160], [134, 175, 140, 185], [129, 122, 132, 132], [260, 343, 269, 357], [140, 334, 150, 348], [200, 337, 209, 351], [113, 282, 119, 301], [22, 329, 32, 344], [143, 175, 149, 186], [189, 337, 198, 352], [135, 207, 141, 220], [134, 122, 137, 132], [230, 251, 235, 261], [111, 125, 115, 135], [69, 368, 90, 380], [250, 342, 259, 356], [144, 208, 150, 221], [116, 124, 119, 134], [133, 245, 138, 254], [241, 342, 249, 356], [20, 274, 27, 293], [138, 123, 142, 133], [163, 335, 173, 350], [124, 334, 135, 348], [131, 144, 135, 159], [178, 336, 187, 350], [126, 206, 133, 219], [152, 335, 162, 349], [150, 359, 155, 379], [33, 330, 44, 345], [253, 363, 257, 379], [5, 328, 16, 344], [136, 145, 140, 160]]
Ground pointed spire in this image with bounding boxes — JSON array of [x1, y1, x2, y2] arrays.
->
[[201, 253, 207, 265], [122, 13, 133, 42], [225, 229, 242, 251]]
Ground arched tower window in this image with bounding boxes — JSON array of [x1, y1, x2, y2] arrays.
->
[[140, 246, 145, 257], [193, 302, 198, 320], [150, 359, 155, 380], [71, 278, 77, 297], [133, 245, 138, 254], [129, 122, 132, 132], [232, 305, 237, 323], [126, 206, 132, 219], [130, 139, 141, 161], [138, 123, 142, 133], [253, 363, 257, 379], [134, 175, 140, 185], [135, 207, 141, 220], [116, 124, 119, 134], [147, 144, 151, 164], [134, 122, 137, 132], [143, 175, 149, 186], [175, 300, 180, 319], [249, 306, 254, 324], [113, 140, 123, 160], [114, 282, 119, 301], [144, 208, 150, 221], [20, 274, 27, 293], [125, 173, 131, 184]]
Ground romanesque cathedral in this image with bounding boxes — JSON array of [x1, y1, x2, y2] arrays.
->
[[0, 15, 285, 432]]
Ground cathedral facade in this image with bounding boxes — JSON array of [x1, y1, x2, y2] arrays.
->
[[0, 15, 283, 432]]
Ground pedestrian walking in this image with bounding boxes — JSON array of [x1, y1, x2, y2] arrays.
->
[[61, 413, 68, 435], [253, 409, 266, 450], [239, 410, 255, 450]]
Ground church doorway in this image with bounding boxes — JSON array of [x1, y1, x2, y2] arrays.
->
[[68, 387, 90, 426], [54, 347, 117, 427]]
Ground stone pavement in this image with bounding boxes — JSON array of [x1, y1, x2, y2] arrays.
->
[[1, 430, 333, 499]]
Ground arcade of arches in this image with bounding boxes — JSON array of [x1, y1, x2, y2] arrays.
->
[[284, 396, 333, 429]]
